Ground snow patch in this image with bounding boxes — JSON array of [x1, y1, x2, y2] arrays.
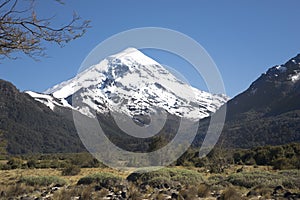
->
[[26, 91, 73, 110], [276, 65, 287, 73], [290, 72, 300, 83]]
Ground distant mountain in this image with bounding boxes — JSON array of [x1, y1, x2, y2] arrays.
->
[[0, 48, 228, 155], [2, 49, 299, 155], [211, 54, 300, 148], [28, 48, 228, 121], [0, 79, 85, 154]]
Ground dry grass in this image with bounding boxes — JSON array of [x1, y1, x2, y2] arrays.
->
[[0, 167, 130, 186]]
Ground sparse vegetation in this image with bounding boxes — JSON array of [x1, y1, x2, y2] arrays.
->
[[227, 170, 300, 189], [19, 176, 66, 187], [197, 183, 211, 198], [61, 164, 81, 176], [0, 145, 299, 199], [178, 143, 300, 170], [219, 187, 243, 200], [77, 172, 122, 188], [127, 167, 204, 187]]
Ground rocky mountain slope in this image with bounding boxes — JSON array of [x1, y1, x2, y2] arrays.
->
[[208, 53, 300, 148], [0, 79, 85, 154]]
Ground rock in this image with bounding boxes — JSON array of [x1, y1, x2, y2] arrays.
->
[[273, 185, 284, 194], [20, 196, 35, 200], [284, 191, 292, 198], [164, 183, 170, 189], [176, 184, 182, 191], [0, 191, 6, 197], [284, 191, 300, 199], [51, 186, 60, 192], [121, 191, 126, 198], [41, 191, 48, 197], [95, 185, 102, 191], [247, 190, 258, 197], [53, 183, 64, 187], [171, 192, 179, 199]]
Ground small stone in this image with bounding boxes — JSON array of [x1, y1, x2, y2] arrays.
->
[[171, 192, 178, 199], [247, 190, 258, 197], [0, 191, 6, 197], [95, 185, 102, 191], [121, 191, 126, 198]]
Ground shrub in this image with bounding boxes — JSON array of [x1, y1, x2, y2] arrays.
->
[[278, 170, 300, 188], [219, 187, 242, 200], [77, 172, 122, 188], [7, 157, 23, 169], [247, 185, 273, 199], [27, 159, 37, 169], [0, 163, 11, 170], [272, 157, 294, 170], [52, 188, 73, 200], [61, 164, 81, 176], [0, 183, 35, 198], [227, 171, 279, 188], [19, 176, 66, 187], [127, 182, 143, 200], [227, 170, 300, 189], [179, 187, 197, 200], [197, 183, 211, 197], [127, 168, 204, 187]]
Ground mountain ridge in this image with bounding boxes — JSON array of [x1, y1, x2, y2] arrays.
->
[[212, 53, 300, 148], [1, 53, 300, 154]]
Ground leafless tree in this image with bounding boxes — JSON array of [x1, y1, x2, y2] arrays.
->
[[0, 0, 90, 60]]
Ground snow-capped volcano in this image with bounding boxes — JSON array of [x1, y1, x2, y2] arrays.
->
[[27, 48, 228, 120]]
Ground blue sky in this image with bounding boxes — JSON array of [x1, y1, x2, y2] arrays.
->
[[1, 0, 300, 97]]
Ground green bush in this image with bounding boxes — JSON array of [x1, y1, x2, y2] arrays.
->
[[272, 157, 294, 170], [61, 164, 81, 176], [127, 168, 204, 187], [77, 172, 122, 188], [227, 170, 300, 189], [179, 187, 198, 200], [19, 176, 66, 186], [197, 183, 211, 198], [7, 157, 23, 169], [0, 183, 35, 198], [219, 187, 242, 200], [27, 159, 37, 169], [277, 170, 300, 188], [227, 171, 280, 188]]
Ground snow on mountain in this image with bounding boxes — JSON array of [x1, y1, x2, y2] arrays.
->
[[290, 72, 300, 82], [25, 91, 73, 110], [29, 48, 228, 120]]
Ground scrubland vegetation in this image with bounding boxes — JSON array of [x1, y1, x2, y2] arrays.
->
[[0, 143, 299, 199]]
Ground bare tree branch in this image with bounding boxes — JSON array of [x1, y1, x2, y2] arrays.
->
[[0, 0, 91, 60]]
